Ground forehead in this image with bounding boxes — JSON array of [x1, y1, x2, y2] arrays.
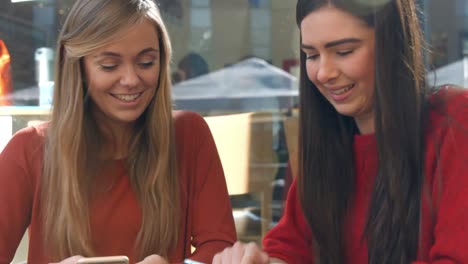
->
[[95, 20, 160, 55], [300, 6, 373, 45]]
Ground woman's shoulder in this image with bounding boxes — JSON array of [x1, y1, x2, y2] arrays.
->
[[7, 122, 48, 148], [427, 84, 468, 136], [173, 110, 204, 124], [172, 110, 210, 139], [429, 85, 468, 120], [430, 84, 468, 107], [1, 122, 48, 170]]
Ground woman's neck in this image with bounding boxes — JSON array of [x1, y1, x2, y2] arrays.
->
[[354, 112, 375, 135], [91, 110, 135, 160], [102, 125, 133, 160]]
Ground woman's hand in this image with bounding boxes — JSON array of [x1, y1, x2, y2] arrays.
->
[[48, 255, 83, 264], [212, 241, 270, 264], [136, 255, 169, 264]]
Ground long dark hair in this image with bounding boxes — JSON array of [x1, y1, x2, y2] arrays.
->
[[296, 0, 428, 263]]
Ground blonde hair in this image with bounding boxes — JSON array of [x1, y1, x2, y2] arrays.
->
[[42, 0, 179, 260]]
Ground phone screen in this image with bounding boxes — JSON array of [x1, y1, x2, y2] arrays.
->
[[76, 256, 129, 264]]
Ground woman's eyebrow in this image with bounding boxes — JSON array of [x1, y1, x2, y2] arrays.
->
[[301, 38, 362, 50], [94, 51, 121, 58], [137, 47, 159, 56], [94, 48, 159, 58], [324, 38, 362, 48]]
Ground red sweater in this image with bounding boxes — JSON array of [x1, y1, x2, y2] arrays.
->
[[264, 87, 468, 263], [0, 111, 236, 264]]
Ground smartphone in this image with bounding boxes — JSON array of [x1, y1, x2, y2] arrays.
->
[[76, 256, 129, 264]]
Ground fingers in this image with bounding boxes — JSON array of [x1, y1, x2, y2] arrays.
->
[[213, 253, 221, 264], [213, 243, 235, 264], [241, 242, 268, 264], [212, 241, 268, 264], [230, 241, 245, 264]]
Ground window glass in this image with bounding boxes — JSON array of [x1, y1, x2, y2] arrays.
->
[[190, 8, 211, 27], [192, 0, 209, 8]]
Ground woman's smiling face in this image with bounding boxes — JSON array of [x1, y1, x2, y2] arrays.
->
[[83, 20, 161, 129], [301, 6, 376, 133]]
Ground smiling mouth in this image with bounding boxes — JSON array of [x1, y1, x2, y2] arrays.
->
[[331, 84, 354, 95], [111, 92, 143, 102]]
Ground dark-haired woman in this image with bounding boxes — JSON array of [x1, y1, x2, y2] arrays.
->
[[213, 0, 468, 263]]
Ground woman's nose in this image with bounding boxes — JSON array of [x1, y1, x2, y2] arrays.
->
[[316, 58, 339, 84], [120, 65, 140, 87]]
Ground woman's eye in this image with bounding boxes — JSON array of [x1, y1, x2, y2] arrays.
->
[[306, 54, 319, 60], [337, 50, 353, 56], [99, 65, 117, 71], [139, 61, 155, 68]]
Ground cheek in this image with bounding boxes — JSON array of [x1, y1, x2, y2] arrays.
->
[[142, 70, 161, 91], [350, 50, 375, 82], [305, 62, 328, 96], [305, 61, 317, 83], [86, 73, 113, 93], [83, 60, 107, 92]]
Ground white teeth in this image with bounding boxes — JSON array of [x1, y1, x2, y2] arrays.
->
[[113, 93, 141, 102], [332, 85, 353, 95]]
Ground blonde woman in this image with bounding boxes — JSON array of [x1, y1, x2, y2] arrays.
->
[[0, 0, 236, 263]]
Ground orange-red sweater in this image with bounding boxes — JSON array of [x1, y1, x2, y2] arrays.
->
[[0, 111, 236, 264], [264, 86, 468, 263]]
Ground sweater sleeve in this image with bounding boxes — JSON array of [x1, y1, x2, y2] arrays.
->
[[182, 112, 237, 263], [0, 127, 36, 263], [415, 92, 468, 263], [263, 180, 314, 263]]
